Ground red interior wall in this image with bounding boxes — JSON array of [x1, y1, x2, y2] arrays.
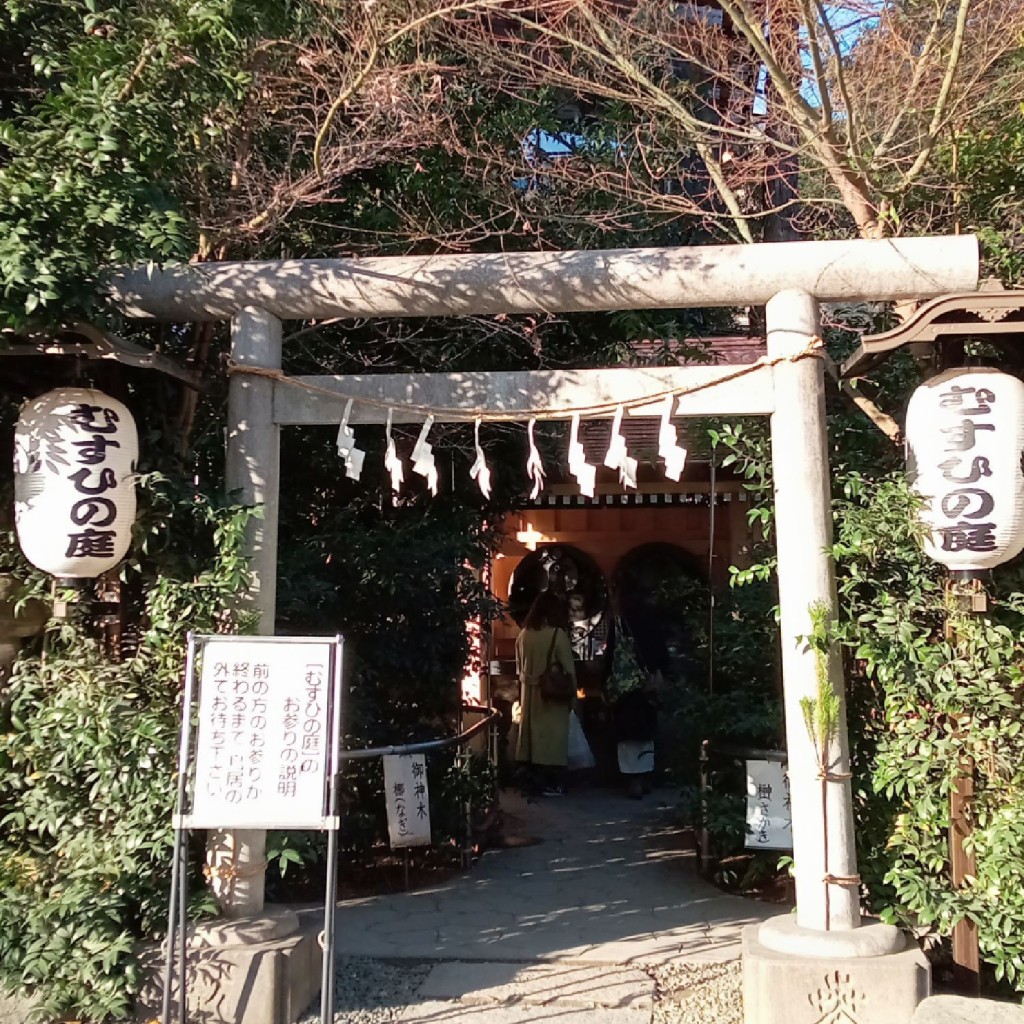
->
[[489, 504, 738, 660]]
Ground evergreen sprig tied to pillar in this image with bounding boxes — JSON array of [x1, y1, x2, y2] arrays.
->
[[801, 600, 842, 929]]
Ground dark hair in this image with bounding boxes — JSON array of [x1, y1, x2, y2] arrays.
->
[[522, 590, 568, 631]]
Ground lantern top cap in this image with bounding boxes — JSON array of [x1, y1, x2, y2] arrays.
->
[[0, 321, 202, 390], [841, 282, 1024, 379]]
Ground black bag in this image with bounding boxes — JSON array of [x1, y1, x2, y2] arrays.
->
[[614, 689, 658, 743], [538, 629, 574, 703]]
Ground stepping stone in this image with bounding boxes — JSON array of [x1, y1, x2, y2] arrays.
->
[[915, 996, 1024, 1024], [398, 1001, 651, 1024], [416, 960, 654, 1010]]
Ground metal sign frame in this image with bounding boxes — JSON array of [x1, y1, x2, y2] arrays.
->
[[161, 632, 345, 1024]]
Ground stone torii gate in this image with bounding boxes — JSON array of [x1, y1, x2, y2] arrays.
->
[[111, 235, 979, 1024]]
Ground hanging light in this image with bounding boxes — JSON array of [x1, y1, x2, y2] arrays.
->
[[14, 388, 138, 579], [905, 367, 1024, 573]]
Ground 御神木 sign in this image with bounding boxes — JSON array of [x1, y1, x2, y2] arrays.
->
[[383, 754, 431, 848]]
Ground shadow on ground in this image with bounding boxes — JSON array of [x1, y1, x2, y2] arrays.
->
[[330, 787, 770, 965]]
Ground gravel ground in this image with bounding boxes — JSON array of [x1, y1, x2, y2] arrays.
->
[[648, 959, 743, 1024], [302, 956, 742, 1024], [300, 958, 433, 1024]]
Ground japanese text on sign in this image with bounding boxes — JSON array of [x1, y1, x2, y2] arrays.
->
[[745, 759, 792, 850], [383, 754, 431, 849], [63, 402, 126, 560], [934, 383, 999, 555], [190, 640, 333, 828]]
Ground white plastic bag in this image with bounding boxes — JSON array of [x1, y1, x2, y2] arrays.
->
[[567, 709, 596, 771]]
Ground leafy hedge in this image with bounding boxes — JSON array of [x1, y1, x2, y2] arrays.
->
[[0, 487, 256, 1020], [834, 475, 1024, 985], [1, 459, 502, 1020], [718, 406, 1024, 990]]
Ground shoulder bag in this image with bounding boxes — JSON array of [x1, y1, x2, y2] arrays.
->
[[538, 628, 574, 703]]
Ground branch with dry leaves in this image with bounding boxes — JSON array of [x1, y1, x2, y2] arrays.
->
[[334, 0, 1024, 244]]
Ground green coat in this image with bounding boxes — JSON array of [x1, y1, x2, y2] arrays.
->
[[515, 626, 576, 767]]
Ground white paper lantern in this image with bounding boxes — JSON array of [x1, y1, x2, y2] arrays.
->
[[905, 367, 1024, 572], [14, 388, 138, 579]]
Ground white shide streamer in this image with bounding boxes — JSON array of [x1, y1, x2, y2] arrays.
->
[[469, 417, 492, 499], [659, 395, 687, 482], [603, 405, 638, 490], [335, 399, 366, 481], [411, 415, 438, 495], [526, 418, 545, 499], [384, 408, 404, 495], [567, 413, 596, 498]]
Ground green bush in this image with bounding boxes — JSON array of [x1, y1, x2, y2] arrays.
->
[[274, 433, 502, 863], [1, 639, 190, 1019], [833, 474, 1024, 986], [713, 411, 1024, 989], [264, 748, 497, 900], [0, 487, 256, 1021]]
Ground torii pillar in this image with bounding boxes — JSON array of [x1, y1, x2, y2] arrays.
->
[[207, 306, 283, 918], [742, 290, 929, 1024]]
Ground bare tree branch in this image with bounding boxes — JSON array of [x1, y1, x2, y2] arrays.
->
[[813, 0, 864, 172], [871, 5, 945, 166], [900, 0, 973, 189], [314, 21, 380, 179], [798, 0, 832, 128], [573, 2, 756, 241]]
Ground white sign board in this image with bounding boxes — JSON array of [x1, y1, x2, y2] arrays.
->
[[383, 754, 431, 848], [745, 759, 792, 850], [190, 639, 334, 829]]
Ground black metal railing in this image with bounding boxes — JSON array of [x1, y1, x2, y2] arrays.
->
[[338, 702, 501, 761], [340, 702, 502, 870]]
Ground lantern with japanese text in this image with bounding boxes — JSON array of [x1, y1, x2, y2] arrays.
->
[[14, 388, 138, 579], [905, 367, 1024, 573]]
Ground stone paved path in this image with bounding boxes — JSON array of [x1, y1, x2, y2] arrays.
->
[[397, 961, 655, 1024], [332, 786, 770, 1023]]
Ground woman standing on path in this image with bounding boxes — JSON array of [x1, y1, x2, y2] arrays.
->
[[515, 591, 576, 796]]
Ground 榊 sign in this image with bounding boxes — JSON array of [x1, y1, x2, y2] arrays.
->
[[745, 758, 792, 850]]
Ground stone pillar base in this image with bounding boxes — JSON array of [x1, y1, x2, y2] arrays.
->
[[136, 909, 322, 1024], [759, 913, 906, 958], [743, 924, 931, 1024]]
